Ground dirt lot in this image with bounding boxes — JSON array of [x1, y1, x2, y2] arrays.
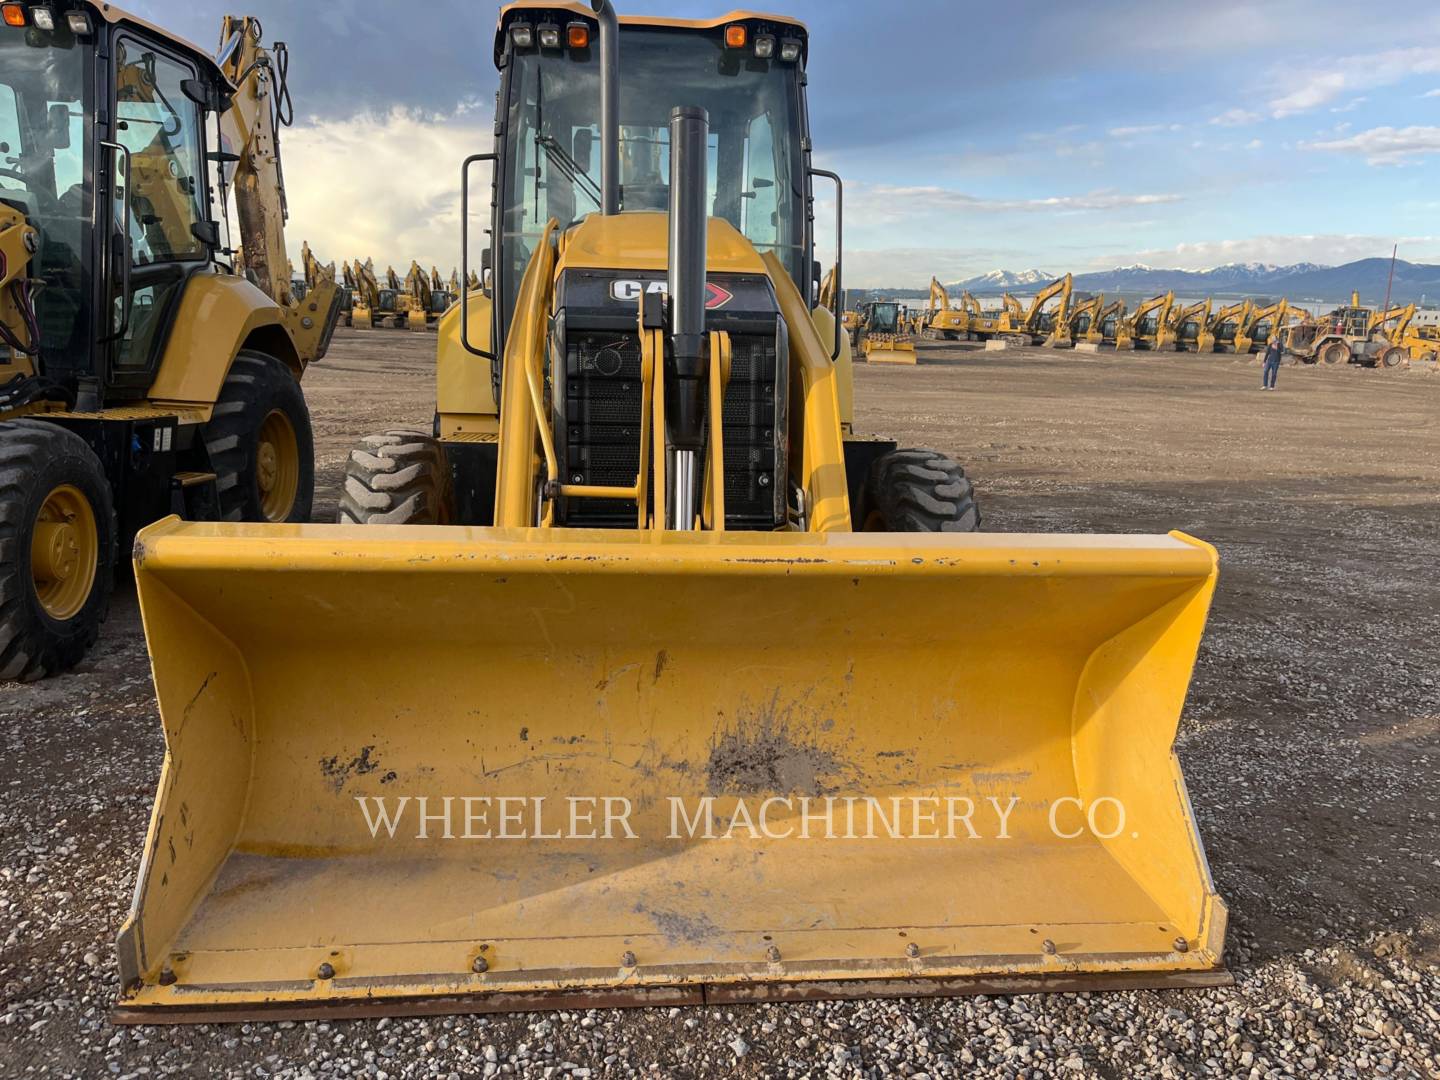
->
[[1, 329, 1437, 1078]]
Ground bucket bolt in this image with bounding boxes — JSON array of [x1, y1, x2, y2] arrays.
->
[[765, 945, 782, 964], [472, 956, 490, 974], [1041, 939, 1057, 955], [1174, 937, 1189, 953], [158, 965, 177, 986], [905, 943, 920, 959], [316, 962, 336, 980], [621, 951, 637, 968]]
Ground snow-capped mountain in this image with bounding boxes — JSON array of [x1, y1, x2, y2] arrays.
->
[[953, 269, 1054, 290]]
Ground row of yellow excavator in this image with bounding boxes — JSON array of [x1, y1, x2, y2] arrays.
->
[[871, 278, 1437, 368], [335, 260, 472, 331]]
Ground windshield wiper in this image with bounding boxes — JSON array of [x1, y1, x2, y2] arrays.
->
[[536, 135, 602, 208]]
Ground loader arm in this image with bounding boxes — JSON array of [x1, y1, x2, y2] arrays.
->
[[212, 16, 339, 364], [929, 277, 951, 312]]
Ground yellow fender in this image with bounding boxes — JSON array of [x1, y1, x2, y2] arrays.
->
[[148, 270, 303, 410]]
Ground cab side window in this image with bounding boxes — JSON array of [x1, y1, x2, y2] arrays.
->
[[114, 39, 205, 264]]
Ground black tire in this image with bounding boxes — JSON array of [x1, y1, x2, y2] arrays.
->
[[859, 448, 980, 533], [338, 430, 453, 525], [0, 419, 116, 681], [202, 350, 314, 523]]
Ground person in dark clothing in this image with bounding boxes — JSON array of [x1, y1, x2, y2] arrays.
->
[[1261, 335, 1283, 389]]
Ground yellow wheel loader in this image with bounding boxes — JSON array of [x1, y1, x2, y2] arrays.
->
[[117, 0, 1226, 1022], [0, 4, 338, 681], [855, 300, 919, 363]]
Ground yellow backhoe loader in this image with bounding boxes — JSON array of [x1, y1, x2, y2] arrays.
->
[[855, 300, 919, 363], [923, 277, 969, 340], [1114, 292, 1174, 351], [1196, 300, 1251, 354], [117, 0, 1225, 1022], [0, 4, 338, 681], [1364, 304, 1416, 368]]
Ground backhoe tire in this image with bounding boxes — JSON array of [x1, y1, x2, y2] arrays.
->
[[1319, 341, 1350, 366], [860, 448, 980, 533], [0, 419, 116, 681], [1378, 346, 1406, 369], [202, 351, 315, 524], [338, 430, 453, 525]]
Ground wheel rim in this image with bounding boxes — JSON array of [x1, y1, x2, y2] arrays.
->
[[257, 409, 300, 522], [30, 484, 98, 621]]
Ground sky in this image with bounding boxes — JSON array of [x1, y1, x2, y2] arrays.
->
[[130, 0, 1440, 288]]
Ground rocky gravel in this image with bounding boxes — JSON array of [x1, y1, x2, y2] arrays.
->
[[1, 334, 1437, 1077]]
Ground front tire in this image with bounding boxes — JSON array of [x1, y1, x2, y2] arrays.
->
[[859, 448, 980, 532], [0, 420, 116, 681], [202, 351, 315, 523], [1320, 341, 1350, 366], [338, 430, 453, 525]]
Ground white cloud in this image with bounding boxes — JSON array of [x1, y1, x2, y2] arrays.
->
[[1245, 139, 1263, 150], [1100, 234, 1440, 271], [1269, 46, 1440, 117], [1209, 108, 1262, 127], [1107, 123, 1181, 138], [860, 185, 1182, 218], [1305, 125, 1440, 165], [1425, 89, 1440, 98], [1329, 96, 1368, 113], [276, 106, 492, 273]]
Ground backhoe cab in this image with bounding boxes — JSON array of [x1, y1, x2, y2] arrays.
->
[[0, 2, 340, 680], [119, 0, 1225, 1021]]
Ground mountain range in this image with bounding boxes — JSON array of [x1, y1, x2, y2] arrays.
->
[[865, 259, 1440, 306]]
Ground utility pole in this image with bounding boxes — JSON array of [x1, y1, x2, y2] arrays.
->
[[1382, 243, 1398, 313]]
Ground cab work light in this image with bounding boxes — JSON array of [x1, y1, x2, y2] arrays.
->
[[510, 22, 533, 49], [566, 22, 589, 48], [753, 33, 775, 59], [724, 24, 746, 49], [2, 4, 26, 27], [65, 11, 90, 34], [31, 5, 54, 30], [780, 38, 802, 62]]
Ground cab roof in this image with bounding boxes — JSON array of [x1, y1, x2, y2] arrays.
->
[[82, 0, 229, 87], [494, 2, 808, 66]]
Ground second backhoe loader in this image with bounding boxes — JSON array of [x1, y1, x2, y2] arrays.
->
[[0, 3, 338, 680], [118, 0, 1226, 1022]]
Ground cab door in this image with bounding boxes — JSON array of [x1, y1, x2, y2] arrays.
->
[[104, 32, 210, 396]]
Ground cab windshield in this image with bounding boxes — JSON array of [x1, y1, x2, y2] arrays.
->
[[501, 28, 804, 316], [0, 24, 92, 373], [870, 303, 900, 333]]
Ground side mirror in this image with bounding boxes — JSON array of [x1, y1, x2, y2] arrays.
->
[[47, 103, 71, 150], [191, 220, 220, 248], [481, 247, 493, 298], [572, 129, 593, 175]]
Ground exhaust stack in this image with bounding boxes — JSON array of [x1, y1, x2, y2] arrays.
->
[[665, 105, 710, 529], [590, 0, 619, 215]]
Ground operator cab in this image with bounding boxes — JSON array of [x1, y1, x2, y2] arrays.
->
[[867, 302, 901, 334], [486, 4, 812, 354], [0, 0, 230, 406]]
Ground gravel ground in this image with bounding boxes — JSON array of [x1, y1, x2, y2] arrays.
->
[[1, 332, 1437, 1078]]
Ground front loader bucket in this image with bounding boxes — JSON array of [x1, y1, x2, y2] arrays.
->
[[117, 521, 1227, 1021], [863, 339, 918, 365]]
